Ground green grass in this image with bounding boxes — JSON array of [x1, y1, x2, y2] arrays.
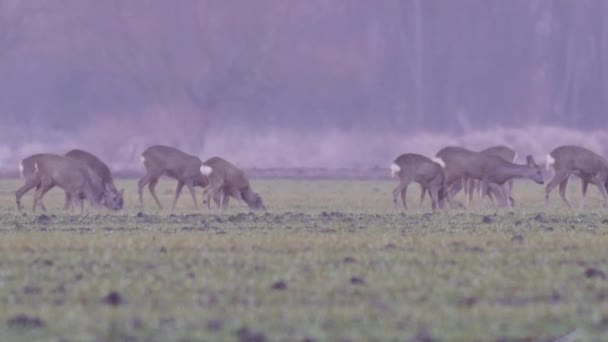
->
[[0, 178, 607, 341]]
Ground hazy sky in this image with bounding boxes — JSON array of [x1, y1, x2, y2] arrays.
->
[[0, 1, 606, 170]]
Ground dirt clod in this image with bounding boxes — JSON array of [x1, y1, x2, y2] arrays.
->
[[236, 327, 266, 342], [350, 277, 365, 285], [102, 291, 124, 306], [511, 235, 524, 244], [271, 280, 288, 290], [458, 296, 478, 307], [34, 214, 51, 224], [533, 214, 546, 223], [8, 314, 44, 328], [207, 319, 223, 332], [482, 216, 494, 224], [585, 268, 606, 279], [343, 256, 357, 263]]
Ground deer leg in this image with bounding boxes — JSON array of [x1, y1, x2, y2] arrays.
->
[[479, 179, 487, 209], [33, 181, 53, 213], [203, 181, 222, 211], [400, 184, 409, 209], [419, 184, 426, 206], [80, 193, 85, 213], [507, 179, 514, 199], [171, 181, 185, 211], [185, 182, 199, 209], [392, 180, 408, 209], [216, 190, 226, 209], [147, 177, 163, 210], [429, 186, 440, 211], [447, 179, 463, 204], [137, 173, 153, 209], [64, 192, 72, 210], [592, 176, 608, 208], [16, 177, 39, 212], [558, 177, 574, 209], [545, 171, 570, 208], [35, 183, 47, 212], [471, 178, 480, 207], [580, 180, 589, 209]]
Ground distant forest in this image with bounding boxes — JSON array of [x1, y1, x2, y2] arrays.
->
[[0, 1, 606, 168]]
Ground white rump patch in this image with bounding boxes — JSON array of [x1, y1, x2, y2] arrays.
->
[[513, 153, 518, 163], [431, 157, 446, 168], [139, 155, 146, 164], [390, 163, 400, 178], [18, 162, 24, 177], [545, 153, 555, 171], [34, 162, 39, 175], [200, 165, 213, 176]]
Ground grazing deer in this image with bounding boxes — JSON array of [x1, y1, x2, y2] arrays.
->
[[65, 149, 124, 210], [467, 145, 517, 205], [138, 145, 223, 210], [16, 152, 123, 211], [200, 157, 265, 210], [390, 153, 446, 210], [436, 149, 543, 208], [545, 145, 608, 208], [29, 154, 109, 212], [422, 146, 520, 208]]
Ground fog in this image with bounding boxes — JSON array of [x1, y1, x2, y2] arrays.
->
[[0, 1, 607, 173]]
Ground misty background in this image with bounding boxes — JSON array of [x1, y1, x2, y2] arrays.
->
[[1, 0, 608, 173]]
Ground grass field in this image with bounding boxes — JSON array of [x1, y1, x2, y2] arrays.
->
[[0, 178, 607, 341]]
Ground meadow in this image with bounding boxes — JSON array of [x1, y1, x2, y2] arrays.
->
[[0, 178, 607, 341]]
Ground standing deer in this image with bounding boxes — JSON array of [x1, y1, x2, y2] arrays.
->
[[421, 146, 518, 208], [138, 145, 223, 210], [468, 145, 517, 205], [390, 153, 446, 210], [435, 149, 544, 208], [64, 149, 123, 210], [29, 154, 109, 212], [200, 157, 265, 210], [545, 145, 608, 208]]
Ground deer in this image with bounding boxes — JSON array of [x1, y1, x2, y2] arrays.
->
[[421, 146, 518, 208], [545, 145, 608, 209], [138, 145, 223, 210], [16, 153, 122, 212], [27, 154, 110, 212], [467, 145, 517, 206], [64, 149, 124, 210], [390, 153, 446, 210], [435, 149, 544, 209], [200, 157, 265, 210]]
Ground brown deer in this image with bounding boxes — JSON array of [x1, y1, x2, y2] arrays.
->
[[138, 145, 222, 210], [422, 146, 519, 208], [200, 157, 265, 210], [64, 149, 123, 210], [545, 145, 608, 208], [467, 145, 517, 206], [16, 152, 123, 211], [28, 154, 109, 212], [436, 149, 543, 208], [390, 153, 446, 210]]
